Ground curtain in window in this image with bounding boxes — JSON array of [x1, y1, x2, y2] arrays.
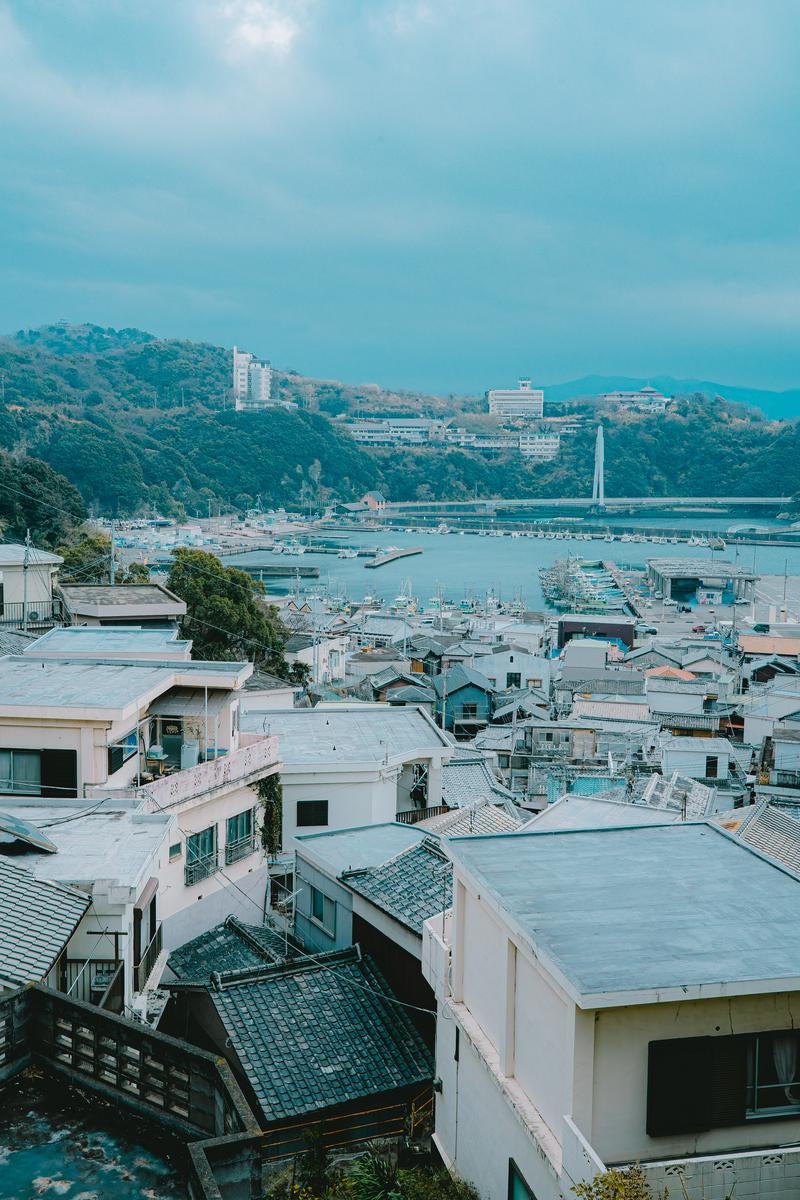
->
[[773, 1033, 798, 1101], [0, 749, 41, 794]]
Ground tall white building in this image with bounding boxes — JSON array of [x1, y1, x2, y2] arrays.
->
[[487, 378, 544, 419], [233, 346, 273, 411]]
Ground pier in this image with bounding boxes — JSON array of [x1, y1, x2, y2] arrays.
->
[[365, 546, 424, 569]]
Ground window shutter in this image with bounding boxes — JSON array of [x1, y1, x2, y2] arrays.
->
[[709, 1035, 747, 1127], [647, 1037, 712, 1136], [41, 749, 78, 798]]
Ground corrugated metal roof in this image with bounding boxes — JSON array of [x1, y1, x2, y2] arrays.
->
[[0, 857, 89, 986], [737, 803, 800, 875], [571, 699, 652, 722]]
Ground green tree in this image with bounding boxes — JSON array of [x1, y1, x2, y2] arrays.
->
[[0, 451, 86, 549], [121, 560, 151, 584], [573, 1165, 656, 1200], [57, 527, 113, 583], [166, 547, 289, 674]]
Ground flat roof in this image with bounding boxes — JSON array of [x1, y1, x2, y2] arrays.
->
[[295, 822, 426, 874], [0, 801, 171, 891], [26, 626, 192, 659], [647, 557, 756, 581], [663, 736, 733, 752], [0, 543, 62, 566], [450, 823, 800, 1006], [526, 794, 682, 832], [241, 704, 451, 766], [58, 583, 186, 616]]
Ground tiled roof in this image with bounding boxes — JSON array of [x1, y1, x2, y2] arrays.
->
[[422, 800, 524, 836], [344, 839, 452, 934], [0, 857, 89, 986], [734, 802, 800, 875], [167, 916, 297, 980], [210, 949, 432, 1122], [430, 663, 494, 697], [441, 757, 513, 807]]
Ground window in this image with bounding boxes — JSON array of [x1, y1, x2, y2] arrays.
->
[[107, 728, 138, 776], [225, 807, 255, 864], [506, 672, 521, 689], [705, 754, 719, 779], [527, 678, 542, 689], [185, 825, 217, 886], [747, 1031, 800, 1117], [297, 799, 329, 827], [461, 703, 478, 719], [169, 842, 182, 861], [270, 871, 294, 910], [0, 748, 77, 797], [508, 1161, 537, 1200], [309, 885, 336, 935], [329, 650, 340, 669]]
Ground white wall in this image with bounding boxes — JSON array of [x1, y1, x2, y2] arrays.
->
[[0, 563, 56, 606], [514, 951, 572, 1141], [281, 769, 399, 848], [459, 889, 507, 1051]]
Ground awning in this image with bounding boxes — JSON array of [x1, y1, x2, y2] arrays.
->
[[148, 688, 231, 719]]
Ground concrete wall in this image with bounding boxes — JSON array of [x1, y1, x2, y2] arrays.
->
[[514, 951, 572, 1141], [459, 889, 506, 1051], [281, 771, 398, 847], [294, 855, 354, 953], [662, 745, 731, 779], [591, 992, 800, 1164], [0, 563, 56, 606]]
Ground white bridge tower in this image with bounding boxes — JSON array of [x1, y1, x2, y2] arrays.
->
[[591, 424, 605, 507]]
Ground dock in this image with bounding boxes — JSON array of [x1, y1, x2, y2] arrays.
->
[[365, 546, 424, 570]]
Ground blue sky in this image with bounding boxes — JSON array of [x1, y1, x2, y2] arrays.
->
[[1, 0, 799, 393]]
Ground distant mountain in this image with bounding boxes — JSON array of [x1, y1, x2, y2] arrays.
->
[[543, 374, 800, 420]]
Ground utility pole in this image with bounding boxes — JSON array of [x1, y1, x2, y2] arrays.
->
[[22, 529, 30, 633], [109, 523, 116, 585]]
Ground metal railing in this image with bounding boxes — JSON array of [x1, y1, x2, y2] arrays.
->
[[396, 804, 451, 825], [185, 852, 218, 887], [0, 598, 64, 630], [225, 834, 256, 865], [134, 922, 163, 992]]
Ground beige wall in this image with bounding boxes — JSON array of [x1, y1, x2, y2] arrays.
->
[[515, 950, 572, 1140], [460, 889, 507, 1051], [0, 563, 55, 606], [591, 991, 800, 1163]]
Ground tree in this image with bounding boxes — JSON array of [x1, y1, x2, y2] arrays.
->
[[166, 547, 289, 674], [121, 560, 150, 584], [56, 527, 112, 583], [0, 451, 86, 549], [573, 1165, 656, 1200]]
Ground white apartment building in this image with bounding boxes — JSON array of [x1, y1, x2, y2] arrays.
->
[[348, 418, 449, 446], [599, 385, 670, 412], [425, 822, 800, 1200], [0, 648, 281, 949], [233, 345, 273, 411], [518, 432, 561, 462], [487, 379, 544, 419]]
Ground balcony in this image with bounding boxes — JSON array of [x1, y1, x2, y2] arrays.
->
[[396, 803, 452, 825], [185, 852, 218, 887], [0, 598, 64, 631], [632, 1143, 800, 1200], [134, 922, 163, 992], [61, 958, 125, 1013], [225, 833, 256, 865]]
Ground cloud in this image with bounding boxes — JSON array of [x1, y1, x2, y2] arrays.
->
[[215, 0, 308, 57]]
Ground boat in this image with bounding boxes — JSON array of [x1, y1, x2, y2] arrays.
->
[[337, 548, 358, 559], [284, 541, 306, 556]]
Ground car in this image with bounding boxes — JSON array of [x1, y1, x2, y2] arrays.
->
[[704, 631, 721, 640], [753, 622, 770, 633], [678, 604, 692, 614], [663, 598, 678, 606], [637, 624, 658, 635], [692, 624, 706, 633]]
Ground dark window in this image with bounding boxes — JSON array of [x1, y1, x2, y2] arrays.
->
[[705, 755, 719, 779], [506, 672, 521, 689], [647, 1035, 747, 1136], [168, 842, 182, 861], [0, 748, 77, 797], [461, 703, 478, 719], [309, 885, 335, 935], [107, 728, 138, 776], [508, 1160, 537, 1200], [297, 799, 328, 827], [747, 1031, 800, 1117], [270, 871, 294, 909], [454, 1027, 460, 1062], [225, 808, 255, 863], [185, 825, 217, 886]]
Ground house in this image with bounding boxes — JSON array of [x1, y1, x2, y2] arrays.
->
[[431, 665, 495, 737], [425, 822, 800, 1200], [468, 646, 550, 694], [556, 614, 636, 650], [0, 543, 63, 631], [165, 913, 298, 982], [294, 822, 449, 1021], [282, 631, 347, 683], [25, 624, 193, 661], [660, 735, 734, 784], [166, 947, 431, 1132], [346, 647, 411, 680], [0, 799, 171, 1013], [239, 668, 301, 712], [57, 583, 187, 627], [0, 852, 89, 991], [240, 704, 453, 849], [0, 652, 281, 948]]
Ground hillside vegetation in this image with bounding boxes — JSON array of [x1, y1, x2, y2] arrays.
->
[[0, 323, 797, 517]]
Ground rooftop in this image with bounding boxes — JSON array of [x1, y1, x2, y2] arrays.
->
[[662, 736, 733, 753], [0, 857, 89, 986], [57, 583, 186, 614], [26, 625, 192, 660], [295, 822, 426, 875], [450, 823, 800, 1005], [209, 949, 433, 1123], [647, 556, 757, 581], [421, 799, 524, 836], [240, 704, 451, 766], [167, 915, 297, 981], [344, 838, 452, 934], [525, 793, 683, 832], [441, 756, 513, 807], [0, 543, 62, 566], [0, 801, 171, 892], [571, 699, 652, 722]]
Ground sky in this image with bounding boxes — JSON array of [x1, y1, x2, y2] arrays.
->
[[1, 0, 799, 394]]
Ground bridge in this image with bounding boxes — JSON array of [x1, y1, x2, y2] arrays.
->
[[381, 496, 789, 513]]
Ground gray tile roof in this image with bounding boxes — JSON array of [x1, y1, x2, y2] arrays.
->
[[168, 916, 297, 980], [0, 857, 89, 986], [422, 800, 524, 836], [441, 757, 513, 807], [344, 839, 452, 934], [734, 802, 800, 875], [430, 663, 494, 697], [210, 949, 433, 1122]]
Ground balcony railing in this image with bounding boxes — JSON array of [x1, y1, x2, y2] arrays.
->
[[185, 852, 218, 887], [63, 958, 124, 1013], [225, 834, 256, 865], [396, 803, 451, 825], [134, 922, 163, 992], [0, 598, 64, 631]]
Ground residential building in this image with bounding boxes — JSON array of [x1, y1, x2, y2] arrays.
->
[[0, 652, 281, 948], [487, 379, 544, 419], [348, 417, 449, 446], [283, 631, 347, 683], [431, 665, 495, 738], [0, 851, 89, 992], [599, 385, 670, 412], [425, 822, 800, 1200], [57, 583, 187, 628], [26, 625, 193, 661], [233, 345, 272, 411], [518, 432, 561, 461], [240, 704, 452, 846], [0, 543, 63, 631], [660, 735, 734, 784]]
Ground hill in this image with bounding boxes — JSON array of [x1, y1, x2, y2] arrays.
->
[[1, 322, 799, 516], [542, 374, 800, 420]]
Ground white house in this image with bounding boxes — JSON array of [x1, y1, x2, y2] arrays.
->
[[0, 543, 63, 630], [0, 652, 281, 948], [660, 735, 733, 782], [425, 822, 800, 1200]]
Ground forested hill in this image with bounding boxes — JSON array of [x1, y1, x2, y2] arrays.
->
[[0, 322, 799, 520]]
